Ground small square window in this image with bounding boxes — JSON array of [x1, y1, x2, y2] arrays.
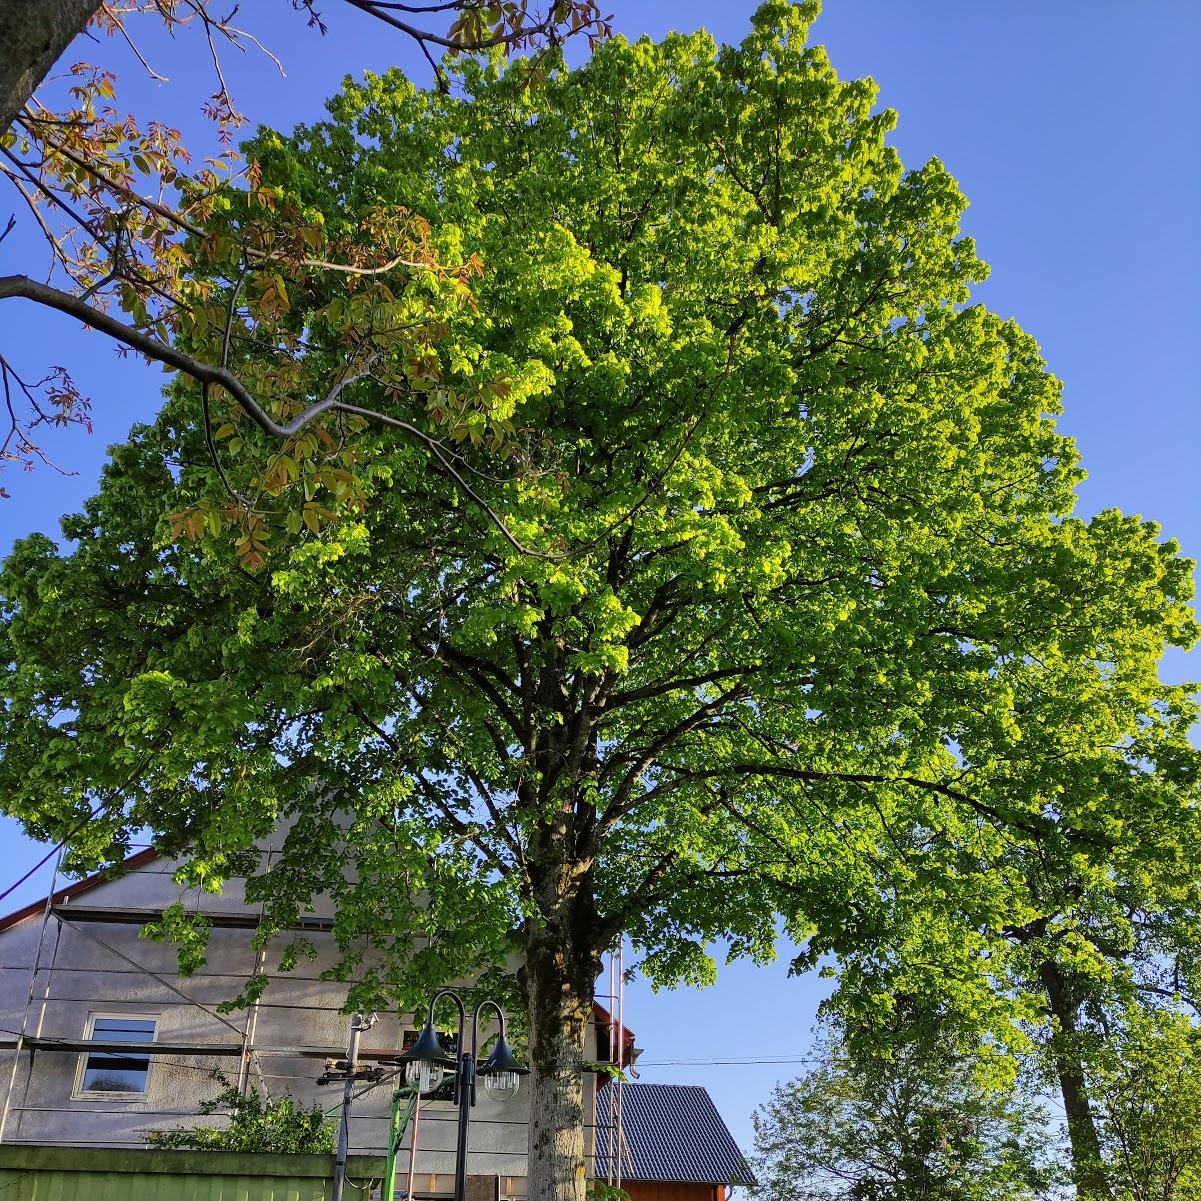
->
[[74, 1014, 157, 1098]]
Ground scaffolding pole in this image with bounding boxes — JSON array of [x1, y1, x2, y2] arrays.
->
[[0, 850, 62, 1145], [597, 941, 627, 1189]]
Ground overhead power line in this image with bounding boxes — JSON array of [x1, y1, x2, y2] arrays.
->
[[0, 836, 73, 906], [637, 1055, 820, 1067]]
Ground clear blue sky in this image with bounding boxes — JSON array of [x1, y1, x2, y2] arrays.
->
[[1, 0, 1198, 1156]]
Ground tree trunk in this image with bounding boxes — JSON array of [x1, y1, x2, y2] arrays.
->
[[522, 921, 597, 1201], [0, 0, 102, 134], [1039, 961, 1113, 1201]]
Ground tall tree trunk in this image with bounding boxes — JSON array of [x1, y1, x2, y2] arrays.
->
[[1039, 961, 1113, 1201], [0, 1, 102, 133], [523, 923, 595, 1201], [519, 662, 605, 1201]]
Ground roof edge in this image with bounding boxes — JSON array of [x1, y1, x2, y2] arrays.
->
[[0, 847, 161, 934]]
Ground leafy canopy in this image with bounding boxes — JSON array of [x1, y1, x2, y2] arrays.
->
[[0, 2, 1194, 1023]]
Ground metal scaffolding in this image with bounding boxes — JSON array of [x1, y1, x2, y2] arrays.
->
[[595, 941, 631, 1190], [0, 879, 392, 1148]]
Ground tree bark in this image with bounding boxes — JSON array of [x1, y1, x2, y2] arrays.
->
[[0, 1, 102, 134], [1039, 960, 1114, 1201], [523, 924, 595, 1201]]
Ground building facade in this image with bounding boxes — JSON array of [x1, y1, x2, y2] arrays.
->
[[0, 851, 750, 1200]]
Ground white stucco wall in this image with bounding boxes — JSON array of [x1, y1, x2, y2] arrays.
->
[[0, 851, 604, 1188]]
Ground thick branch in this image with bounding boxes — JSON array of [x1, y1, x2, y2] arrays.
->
[[0, 272, 561, 559], [604, 664, 767, 712], [672, 762, 1110, 849], [343, 0, 566, 52], [600, 683, 750, 829], [0, 0, 102, 134], [597, 788, 730, 944], [408, 635, 524, 740]]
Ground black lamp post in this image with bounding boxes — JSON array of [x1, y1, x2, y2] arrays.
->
[[395, 989, 528, 1201]]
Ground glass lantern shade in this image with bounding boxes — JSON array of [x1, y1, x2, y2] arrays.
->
[[405, 1058, 446, 1096], [481, 1069, 521, 1102], [478, 1032, 528, 1103], [399, 1018, 456, 1096]]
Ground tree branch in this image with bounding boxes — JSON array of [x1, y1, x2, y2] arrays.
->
[[671, 763, 1111, 849], [0, 272, 564, 559]]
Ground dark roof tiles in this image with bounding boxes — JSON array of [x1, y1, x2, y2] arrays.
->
[[595, 1083, 755, 1186]]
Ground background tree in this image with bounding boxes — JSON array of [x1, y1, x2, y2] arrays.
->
[[797, 646, 1200, 1201], [0, 6, 1195, 1201], [1088, 1003, 1201, 1201], [750, 1017, 1058, 1201]]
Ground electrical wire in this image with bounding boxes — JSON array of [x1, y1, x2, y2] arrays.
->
[[0, 814, 99, 905], [0, 844, 62, 906], [637, 1055, 822, 1066]]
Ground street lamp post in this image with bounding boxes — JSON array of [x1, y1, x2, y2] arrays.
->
[[395, 989, 528, 1201]]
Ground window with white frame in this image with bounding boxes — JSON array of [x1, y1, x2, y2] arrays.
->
[[73, 1013, 158, 1098]]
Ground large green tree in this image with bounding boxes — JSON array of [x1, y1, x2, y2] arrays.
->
[[0, 5, 1195, 1200]]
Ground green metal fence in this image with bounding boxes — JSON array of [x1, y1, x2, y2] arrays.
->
[[0, 1145, 388, 1200]]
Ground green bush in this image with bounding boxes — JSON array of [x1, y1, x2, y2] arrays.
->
[[147, 1076, 335, 1154]]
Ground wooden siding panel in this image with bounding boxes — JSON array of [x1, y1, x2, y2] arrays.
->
[[622, 1181, 724, 1201]]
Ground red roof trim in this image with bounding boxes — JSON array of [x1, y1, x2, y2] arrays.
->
[[0, 847, 161, 934], [592, 1000, 636, 1063]]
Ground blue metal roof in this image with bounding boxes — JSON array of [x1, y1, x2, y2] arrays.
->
[[595, 1083, 755, 1186]]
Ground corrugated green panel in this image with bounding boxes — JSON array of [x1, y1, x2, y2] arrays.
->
[[109, 1171, 132, 1201], [3, 1167, 35, 1200], [0, 1167, 344, 1200], [0, 1147, 388, 1200]]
